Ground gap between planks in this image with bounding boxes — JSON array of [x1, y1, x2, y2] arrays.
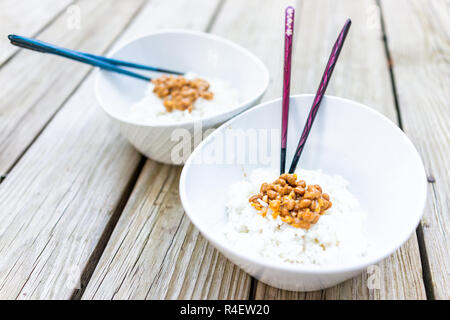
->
[[250, 0, 425, 299], [82, 0, 425, 300], [77, 0, 234, 299], [0, 0, 148, 300], [0, 0, 148, 183], [73, 0, 225, 299], [70, 156, 146, 300], [0, 0, 74, 68], [0, 0, 434, 299], [0, 0, 147, 179], [380, 0, 449, 300]]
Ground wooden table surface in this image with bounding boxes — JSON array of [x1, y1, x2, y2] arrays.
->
[[0, 0, 448, 300]]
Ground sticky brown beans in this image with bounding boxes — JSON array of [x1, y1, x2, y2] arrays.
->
[[249, 173, 331, 230], [248, 194, 261, 202], [201, 91, 214, 100], [296, 220, 311, 230], [252, 203, 262, 210], [313, 190, 321, 199], [310, 200, 317, 210], [267, 190, 277, 200], [163, 99, 174, 112], [301, 210, 316, 223], [282, 185, 292, 195], [280, 207, 289, 217], [286, 174, 297, 186], [286, 199, 295, 210], [273, 184, 282, 193], [260, 183, 269, 193], [311, 213, 320, 224], [151, 75, 213, 112]]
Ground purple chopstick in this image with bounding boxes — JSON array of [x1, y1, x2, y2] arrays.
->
[[280, 6, 295, 174], [288, 19, 352, 174]]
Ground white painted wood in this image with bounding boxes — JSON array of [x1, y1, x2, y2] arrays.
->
[[83, 163, 251, 299], [82, 0, 250, 300], [381, 0, 450, 300], [84, 0, 427, 300]]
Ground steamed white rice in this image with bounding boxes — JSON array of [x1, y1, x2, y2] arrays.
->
[[129, 72, 239, 123], [223, 168, 369, 266]]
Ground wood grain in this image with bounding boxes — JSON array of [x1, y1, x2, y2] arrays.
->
[[80, 0, 240, 299], [0, 0, 145, 177], [210, 0, 302, 101], [82, 0, 296, 300], [252, 0, 426, 299], [0, 0, 148, 299], [0, 0, 442, 300], [0, 75, 142, 299], [0, 0, 72, 66], [381, 0, 450, 299], [82, 162, 251, 299]]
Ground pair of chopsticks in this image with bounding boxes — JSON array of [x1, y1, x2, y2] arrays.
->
[[279, 8, 351, 174], [8, 34, 183, 81]]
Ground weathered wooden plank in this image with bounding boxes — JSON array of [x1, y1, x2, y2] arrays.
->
[[79, 0, 250, 299], [0, 0, 145, 177], [0, 0, 149, 299], [381, 0, 450, 300], [82, 0, 296, 300], [84, 0, 426, 299], [253, 0, 426, 299], [209, 0, 301, 101], [83, 162, 251, 299], [0, 75, 142, 299], [0, 0, 72, 66]]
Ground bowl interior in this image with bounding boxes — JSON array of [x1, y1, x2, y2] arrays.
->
[[181, 95, 427, 269], [96, 31, 269, 124]]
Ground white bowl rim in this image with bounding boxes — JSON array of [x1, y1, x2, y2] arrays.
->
[[179, 94, 428, 274], [95, 29, 270, 128]]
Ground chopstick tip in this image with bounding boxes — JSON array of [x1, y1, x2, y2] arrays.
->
[[286, 6, 294, 13]]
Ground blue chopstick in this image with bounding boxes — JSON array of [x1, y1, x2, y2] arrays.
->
[[8, 34, 183, 82], [81, 52, 183, 75]]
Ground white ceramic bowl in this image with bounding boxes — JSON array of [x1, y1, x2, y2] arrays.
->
[[96, 30, 269, 164], [180, 94, 427, 291]]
